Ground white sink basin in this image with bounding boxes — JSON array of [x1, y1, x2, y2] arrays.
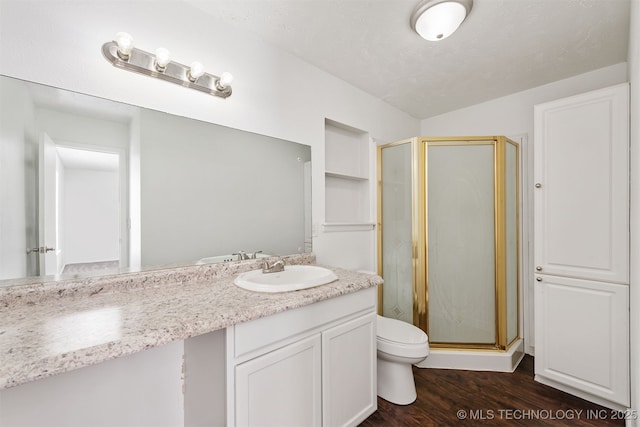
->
[[234, 265, 338, 293]]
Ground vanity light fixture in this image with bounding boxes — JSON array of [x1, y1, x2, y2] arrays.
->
[[410, 0, 473, 41], [102, 32, 233, 98]]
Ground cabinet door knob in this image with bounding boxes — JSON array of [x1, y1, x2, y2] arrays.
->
[[536, 266, 542, 271], [536, 277, 542, 282], [535, 183, 542, 188]]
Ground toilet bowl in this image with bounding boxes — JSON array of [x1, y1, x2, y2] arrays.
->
[[376, 314, 429, 405]]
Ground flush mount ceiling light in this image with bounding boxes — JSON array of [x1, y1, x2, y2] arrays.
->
[[410, 0, 473, 41], [102, 32, 233, 98]]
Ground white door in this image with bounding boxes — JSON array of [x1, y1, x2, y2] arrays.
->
[[38, 132, 61, 275], [534, 275, 629, 406], [322, 312, 377, 427], [234, 334, 322, 427], [533, 84, 629, 284]]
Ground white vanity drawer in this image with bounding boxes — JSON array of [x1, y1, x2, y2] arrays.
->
[[231, 287, 376, 361]]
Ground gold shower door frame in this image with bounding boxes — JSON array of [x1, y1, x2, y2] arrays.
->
[[377, 136, 520, 351]]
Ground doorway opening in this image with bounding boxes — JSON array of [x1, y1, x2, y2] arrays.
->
[[37, 135, 127, 276]]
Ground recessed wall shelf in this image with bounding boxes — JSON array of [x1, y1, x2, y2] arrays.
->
[[324, 119, 373, 228]]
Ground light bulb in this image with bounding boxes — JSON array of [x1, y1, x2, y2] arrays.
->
[[155, 48, 171, 71], [217, 72, 234, 89], [188, 61, 205, 82], [115, 32, 134, 59]]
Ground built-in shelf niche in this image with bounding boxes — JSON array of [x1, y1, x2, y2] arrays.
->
[[324, 119, 374, 231]]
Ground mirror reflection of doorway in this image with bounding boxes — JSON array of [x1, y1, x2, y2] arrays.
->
[[37, 135, 124, 275]]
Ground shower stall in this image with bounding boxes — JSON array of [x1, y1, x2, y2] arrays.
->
[[377, 136, 523, 371]]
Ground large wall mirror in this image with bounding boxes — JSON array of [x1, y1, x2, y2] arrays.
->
[[0, 75, 312, 286]]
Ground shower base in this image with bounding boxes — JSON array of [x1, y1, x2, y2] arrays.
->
[[415, 338, 524, 372]]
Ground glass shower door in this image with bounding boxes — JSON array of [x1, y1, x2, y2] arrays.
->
[[427, 142, 497, 345]]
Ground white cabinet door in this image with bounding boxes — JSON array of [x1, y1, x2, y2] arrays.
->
[[322, 312, 377, 427], [534, 275, 629, 406], [235, 334, 322, 427], [533, 83, 629, 284]]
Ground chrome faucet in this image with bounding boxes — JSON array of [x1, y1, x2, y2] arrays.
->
[[233, 251, 250, 261], [262, 259, 285, 274], [251, 250, 263, 259]]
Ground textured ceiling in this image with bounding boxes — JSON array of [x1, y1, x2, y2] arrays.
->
[[186, 0, 630, 119]]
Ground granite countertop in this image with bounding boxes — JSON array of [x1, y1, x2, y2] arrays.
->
[[0, 254, 382, 390]]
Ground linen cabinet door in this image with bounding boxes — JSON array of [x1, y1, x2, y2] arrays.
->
[[234, 334, 322, 427], [534, 275, 629, 407], [533, 83, 629, 284], [322, 312, 377, 427]]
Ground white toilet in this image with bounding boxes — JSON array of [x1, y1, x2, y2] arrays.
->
[[376, 314, 429, 405]]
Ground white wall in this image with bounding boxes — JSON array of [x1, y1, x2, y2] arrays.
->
[[63, 168, 120, 265], [628, 0, 639, 423], [420, 62, 628, 137], [0, 0, 420, 272], [36, 108, 130, 152]]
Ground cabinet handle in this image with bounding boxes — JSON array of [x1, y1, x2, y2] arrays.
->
[[535, 266, 542, 271], [536, 277, 542, 282], [535, 183, 542, 188]]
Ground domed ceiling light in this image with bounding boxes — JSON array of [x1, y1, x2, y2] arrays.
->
[[410, 0, 473, 41]]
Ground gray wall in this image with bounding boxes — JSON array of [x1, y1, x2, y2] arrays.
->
[[140, 109, 311, 267]]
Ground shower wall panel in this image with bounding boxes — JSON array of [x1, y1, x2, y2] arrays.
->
[[380, 142, 413, 324]]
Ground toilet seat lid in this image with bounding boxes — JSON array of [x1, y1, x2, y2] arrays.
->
[[377, 315, 428, 345]]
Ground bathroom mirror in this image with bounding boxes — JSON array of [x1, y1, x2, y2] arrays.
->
[[0, 75, 312, 286]]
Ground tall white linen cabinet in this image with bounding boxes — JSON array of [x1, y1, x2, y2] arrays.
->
[[533, 83, 630, 411]]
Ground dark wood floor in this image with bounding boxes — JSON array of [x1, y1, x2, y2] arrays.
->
[[360, 355, 625, 426]]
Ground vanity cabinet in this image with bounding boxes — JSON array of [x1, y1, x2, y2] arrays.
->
[[322, 312, 377, 426], [533, 83, 630, 409], [226, 287, 377, 427], [235, 334, 323, 426], [534, 276, 629, 406]]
